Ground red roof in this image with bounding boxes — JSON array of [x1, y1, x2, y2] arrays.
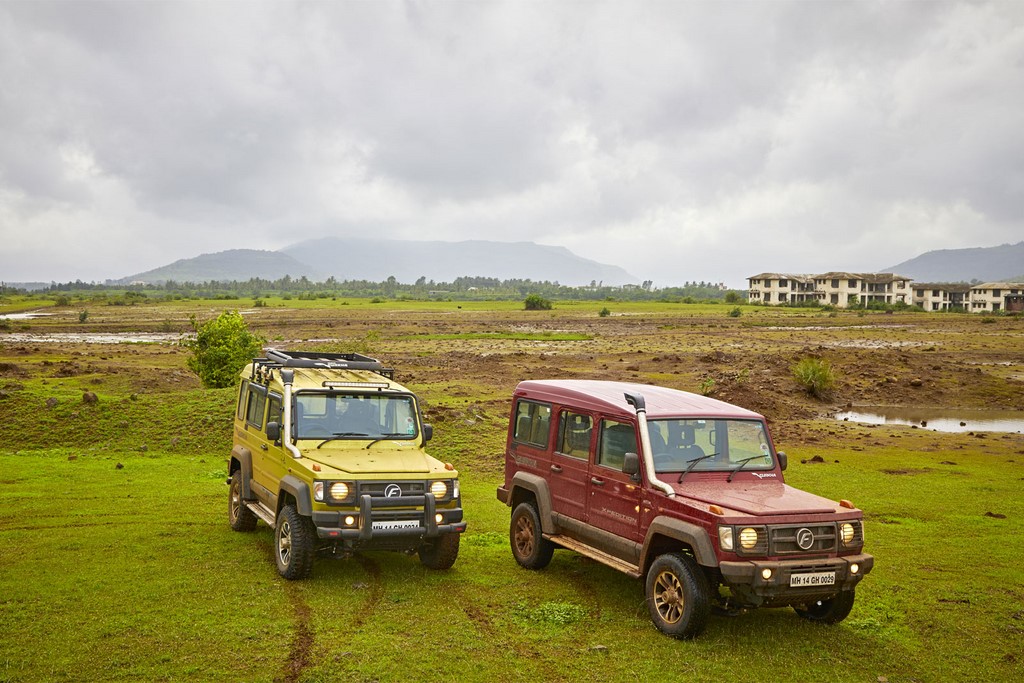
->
[[514, 380, 763, 420]]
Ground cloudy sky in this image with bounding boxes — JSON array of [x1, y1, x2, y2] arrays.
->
[[1, 1, 1022, 287]]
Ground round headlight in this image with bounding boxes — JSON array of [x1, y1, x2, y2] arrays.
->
[[430, 481, 448, 499], [739, 527, 759, 549], [330, 482, 350, 500], [840, 522, 855, 545]]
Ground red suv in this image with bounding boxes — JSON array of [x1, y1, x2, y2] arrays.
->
[[496, 380, 873, 639]]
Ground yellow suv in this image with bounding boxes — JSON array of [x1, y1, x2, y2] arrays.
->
[[227, 349, 465, 578]]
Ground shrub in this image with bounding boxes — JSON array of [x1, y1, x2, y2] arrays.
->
[[524, 294, 552, 311], [78, 310, 89, 323], [792, 357, 837, 399], [181, 311, 265, 388], [728, 307, 742, 318], [598, 307, 611, 317]]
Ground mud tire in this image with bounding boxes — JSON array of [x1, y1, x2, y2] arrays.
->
[[228, 474, 257, 532], [274, 505, 316, 580], [418, 533, 461, 570], [510, 502, 555, 570], [645, 552, 711, 639], [794, 589, 856, 624]]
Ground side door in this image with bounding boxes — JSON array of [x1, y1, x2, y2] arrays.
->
[[260, 392, 288, 507], [549, 409, 594, 524], [508, 398, 554, 483], [586, 418, 644, 561], [240, 384, 274, 507]]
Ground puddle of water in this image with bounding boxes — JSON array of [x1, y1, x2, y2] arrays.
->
[[834, 407, 1024, 433], [0, 312, 53, 320], [0, 332, 182, 345]]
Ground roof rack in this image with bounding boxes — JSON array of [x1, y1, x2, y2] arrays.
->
[[253, 349, 394, 383]]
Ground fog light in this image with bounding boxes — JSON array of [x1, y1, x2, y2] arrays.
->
[[739, 527, 759, 549], [343, 516, 356, 526], [435, 513, 444, 524], [761, 568, 773, 580], [850, 563, 859, 575]]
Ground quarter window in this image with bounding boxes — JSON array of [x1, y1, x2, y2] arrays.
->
[[512, 400, 551, 448]]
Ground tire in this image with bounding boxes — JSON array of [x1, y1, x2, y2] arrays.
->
[[274, 505, 316, 580], [228, 473, 257, 532], [418, 533, 461, 570], [794, 589, 856, 624], [510, 502, 555, 570], [645, 552, 712, 639]]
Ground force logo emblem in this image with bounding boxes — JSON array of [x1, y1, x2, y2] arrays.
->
[[384, 484, 402, 497], [796, 527, 815, 550]]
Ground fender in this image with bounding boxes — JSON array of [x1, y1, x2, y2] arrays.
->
[[230, 445, 254, 499], [640, 515, 718, 570], [508, 471, 556, 535], [279, 474, 313, 517]]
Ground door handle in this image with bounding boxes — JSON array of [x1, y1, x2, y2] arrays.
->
[[590, 477, 605, 486], [260, 443, 268, 451], [550, 464, 563, 473]]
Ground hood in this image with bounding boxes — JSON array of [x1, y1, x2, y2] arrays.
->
[[675, 479, 840, 516], [302, 442, 437, 475]]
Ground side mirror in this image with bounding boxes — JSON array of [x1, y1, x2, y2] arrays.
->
[[422, 423, 433, 443], [623, 451, 641, 480], [266, 421, 281, 442], [777, 451, 787, 471]]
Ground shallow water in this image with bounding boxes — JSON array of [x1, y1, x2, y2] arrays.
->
[[0, 332, 181, 344], [834, 407, 1024, 433]]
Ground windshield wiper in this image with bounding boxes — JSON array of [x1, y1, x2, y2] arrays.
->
[[727, 456, 766, 482], [316, 432, 368, 449], [365, 433, 410, 449], [678, 453, 717, 483]]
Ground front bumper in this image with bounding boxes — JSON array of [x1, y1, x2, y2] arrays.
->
[[311, 493, 466, 543], [718, 553, 874, 607]]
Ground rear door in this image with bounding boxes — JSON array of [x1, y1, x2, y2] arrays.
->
[[549, 409, 594, 523]]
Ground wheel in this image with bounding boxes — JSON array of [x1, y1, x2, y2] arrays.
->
[[228, 473, 257, 532], [510, 502, 554, 570], [645, 552, 711, 639], [419, 533, 460, 570], [794, 590, 856, 624], [274, 505, 316, 580]]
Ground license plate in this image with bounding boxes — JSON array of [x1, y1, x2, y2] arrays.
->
[[790, 571, 836, 587], [372, 520, 419, 531]]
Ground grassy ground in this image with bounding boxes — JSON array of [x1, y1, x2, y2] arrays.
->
[[2, 301, 1023, 682]]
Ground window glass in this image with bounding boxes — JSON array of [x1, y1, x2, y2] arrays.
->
[[597, 419, 636, 471], [245, 389, 267, 428], [557, 411, 592, 459], [512, 400, 551, 448], [236, 380, 249, 420], [647, 419, 774, 473], [267, 395, 282, 434], [294, 392, 418, 440]]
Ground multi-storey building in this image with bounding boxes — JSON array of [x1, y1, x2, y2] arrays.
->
[[969, 283, 1024, 313]]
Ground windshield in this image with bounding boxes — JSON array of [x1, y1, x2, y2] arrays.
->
[[293, 392, 418, 440], [647, 418, 774, 473]]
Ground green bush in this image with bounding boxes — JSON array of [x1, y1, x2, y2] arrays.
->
[[598, 307, 611, 317], [728, 307, 742, 318], [181, 311, 265, 388], [792, 357, 837, 399], [524, 294, 553, 311]]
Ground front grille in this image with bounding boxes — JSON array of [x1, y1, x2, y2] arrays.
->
[[358, 481, 426, 498], [770, 524, 837, 554]]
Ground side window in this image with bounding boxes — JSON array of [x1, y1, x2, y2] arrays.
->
[[266, 395, 282, 434], [557, 411, 592, 459], [598, 419, 637, 471], [236, 380, 249, 420], [512, 400, 551, 448], [245, 387, 267, 429]]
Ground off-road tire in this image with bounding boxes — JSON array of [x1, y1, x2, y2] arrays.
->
[[274, 505, 316, 580], [645, 552, 712, 639], [510, 502, 554, 570], [418, 533, 461, 570], [228, 474, 257, 532], [794, 589, 856, 624]]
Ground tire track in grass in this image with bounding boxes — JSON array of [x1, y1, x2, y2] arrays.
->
[[278, 586, 314, 683], [352, 553, 384, 627]]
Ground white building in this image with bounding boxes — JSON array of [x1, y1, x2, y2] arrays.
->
[[912, 283, 971, 311], [969, 283, 1024, 313], [748, 272, 911, 308]]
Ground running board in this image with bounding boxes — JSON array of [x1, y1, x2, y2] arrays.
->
[[245, 501, 277, 527], [545, 534, 642, 579]]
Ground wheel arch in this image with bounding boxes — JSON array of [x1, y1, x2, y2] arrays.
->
[[641, 516, 718, 576], [229, 445, 253, 499], [506, 472, 555, 535], [278, 475, 313, 517]]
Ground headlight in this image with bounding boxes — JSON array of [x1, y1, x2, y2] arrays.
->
[[718, 526, 734, 551], [430, 481, 448, 500], [840, 522, 856, 545], [330, 482, 351, 501], [739, 527, 760, 549]]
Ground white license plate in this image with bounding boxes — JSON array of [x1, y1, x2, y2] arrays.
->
[[790, 571, 836, 587], [372, 520, 419, 531]]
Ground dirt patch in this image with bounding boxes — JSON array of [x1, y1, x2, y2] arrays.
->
[[278, 588, 314, 683]]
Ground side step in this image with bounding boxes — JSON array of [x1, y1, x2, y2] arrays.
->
[[545, 534, 642, 579], [245, 501, 276, 527]]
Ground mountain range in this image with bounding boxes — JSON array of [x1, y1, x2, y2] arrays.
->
[[120, 238, 639, 286], [885, 241, 1024, 282]]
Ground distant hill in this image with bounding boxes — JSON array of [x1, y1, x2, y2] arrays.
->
[[885, 242, 1024, 282], [120, 249, 320, 284], [117, 239, 638, 286], [281, 238, 638, 286]]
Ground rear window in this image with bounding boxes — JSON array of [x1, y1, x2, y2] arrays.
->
[[512, 400, 551, 448]]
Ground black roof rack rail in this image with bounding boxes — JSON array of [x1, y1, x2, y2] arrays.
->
[[253, 349, 394, 381]]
